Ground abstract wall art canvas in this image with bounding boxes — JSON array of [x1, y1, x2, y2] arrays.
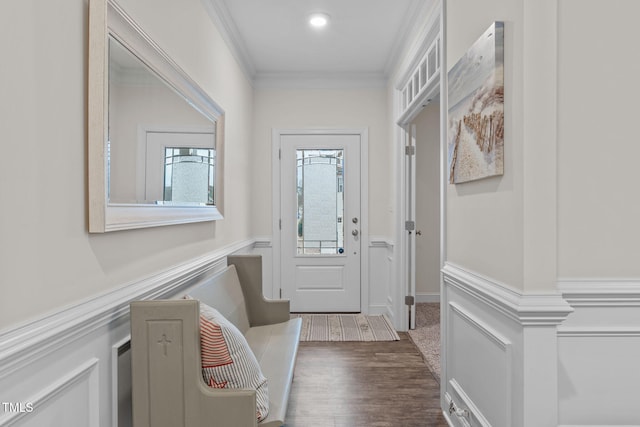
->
[[448, 22, 504, 184]]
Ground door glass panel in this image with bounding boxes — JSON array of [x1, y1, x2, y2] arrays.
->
[[296, 149, 344, 255]]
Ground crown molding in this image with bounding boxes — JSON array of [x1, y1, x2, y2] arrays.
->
[[253, 72, 388, 89], [385, 0, 440, 79], [202, 0, 256, 82], [202, 0, 431, 90]]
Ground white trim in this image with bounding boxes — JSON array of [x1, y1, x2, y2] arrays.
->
[[201, 0, 256, 82], [416, 292, 440, 303], [0, 239, 254, 380], [254, 72, 387, 90], [111, 336, 131, 426], [0, 358, 99, 427], [272, 128, 370, 313], [104, 204, 223, 232], [447, 302, 512, 426], [448, 380, 492, 427], [252, 236, 272, 249], [558, 279, 640, 307], [438, 0, 448, 409], [391, 2, 442, 332], [443, 262, 573, 326], [558, 327, 640, 337], [369, 237, 394, 250], [449, 302, 511, 349], [391, 1, 442, 87], [203, 0, 430, 90], [368, 305, 389, 316]]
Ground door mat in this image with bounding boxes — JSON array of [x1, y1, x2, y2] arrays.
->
[[292, 313, 400, 342]]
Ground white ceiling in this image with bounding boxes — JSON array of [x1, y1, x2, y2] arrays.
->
[[205, 0, 433, 87]]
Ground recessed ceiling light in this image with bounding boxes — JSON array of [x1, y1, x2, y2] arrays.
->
[[309, 13, 330, 28]]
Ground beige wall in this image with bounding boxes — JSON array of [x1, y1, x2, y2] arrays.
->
[[414, 102, 441, 296], [0, 0, 254, 329], [446, 0, 561, 292], [557, 0, 640, 279], [447, 0, 640, 290], [251, 88, 392, 237]]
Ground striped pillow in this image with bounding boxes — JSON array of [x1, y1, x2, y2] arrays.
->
[[190, 298, 269, 421]]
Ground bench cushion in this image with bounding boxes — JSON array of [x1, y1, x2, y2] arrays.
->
[[197, 300, 270, 421], [244, 318, 302, 426]]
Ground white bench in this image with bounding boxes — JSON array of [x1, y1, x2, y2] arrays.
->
[[130, 255, 302, 427]]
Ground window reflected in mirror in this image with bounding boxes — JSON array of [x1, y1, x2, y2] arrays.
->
[[163, 147, 215, 205], [107, 36, 216, 206]]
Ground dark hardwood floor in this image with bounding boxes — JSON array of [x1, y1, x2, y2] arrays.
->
[[284, 333, 447, 427]]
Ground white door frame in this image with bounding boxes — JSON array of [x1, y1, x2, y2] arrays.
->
[[272, 128, 370, 313], [393, 6, 445, 332]]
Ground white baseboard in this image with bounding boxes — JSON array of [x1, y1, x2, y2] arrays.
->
[[416, 292, 440, 303]]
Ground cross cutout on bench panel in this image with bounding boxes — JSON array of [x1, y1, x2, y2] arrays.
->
[[157, 333, 172, 356]]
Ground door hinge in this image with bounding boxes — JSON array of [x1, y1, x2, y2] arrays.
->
[[405, 145, 415, 156], [405, 295, 415, 306], [405, 220, 415, 231]]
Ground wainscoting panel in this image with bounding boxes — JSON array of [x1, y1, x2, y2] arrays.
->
[[0, 359, 99, 427], [558, 280, 640, 426], [442, 262, 572, 427], [369, 238, 394, 316], [0, 240, 254, 427], [448, 302, 511, 427]]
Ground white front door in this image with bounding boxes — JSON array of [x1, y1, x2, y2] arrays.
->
[[279, 133, 361, 312]]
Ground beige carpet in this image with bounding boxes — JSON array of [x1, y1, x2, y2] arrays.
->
[[292, 313, 400, 342], [408, 303, 441, 383]]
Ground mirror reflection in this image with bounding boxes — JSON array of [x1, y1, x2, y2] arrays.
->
[[108, 36, 216, 206]]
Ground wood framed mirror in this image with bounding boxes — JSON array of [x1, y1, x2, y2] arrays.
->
[[88, 0, 224, 232]]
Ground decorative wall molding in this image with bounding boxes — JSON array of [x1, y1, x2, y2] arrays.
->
[[0, 358, 99, 427], [0, 239, 254, 380], [443, 262, 573, 326], [558, 279, 640, 307], [448, 379, 492, 427], [449, 302, 510, 349], [558, 326, 640, 337], [447, 301, 512, 426], [558, 279, 640, 425], [252, 236, 272, 249], [369, 236, 394, 250]]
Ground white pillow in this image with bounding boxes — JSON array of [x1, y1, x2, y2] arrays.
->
[[189, 297, 269, 421]]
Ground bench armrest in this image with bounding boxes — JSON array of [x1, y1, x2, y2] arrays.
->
[[227, 255, 290, 326], [130, 300, 259, 427]]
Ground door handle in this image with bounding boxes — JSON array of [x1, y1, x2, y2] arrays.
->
[[352, 229, 359, 236]]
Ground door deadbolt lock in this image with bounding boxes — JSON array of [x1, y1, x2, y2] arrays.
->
[[352, 217, 358, 224]]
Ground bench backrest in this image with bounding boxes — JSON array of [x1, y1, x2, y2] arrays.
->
[[187, 264, 251, 334]]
